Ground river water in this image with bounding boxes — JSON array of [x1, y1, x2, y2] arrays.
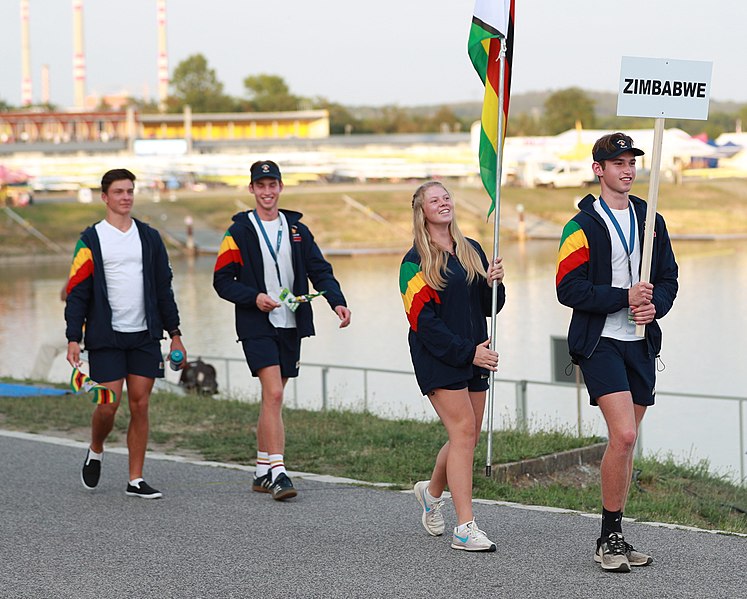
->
[[1, 238, 746, 481]]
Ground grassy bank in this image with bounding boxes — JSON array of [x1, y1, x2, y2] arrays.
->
[[1, 387, 744, 534], [4, 179, 747, 258]]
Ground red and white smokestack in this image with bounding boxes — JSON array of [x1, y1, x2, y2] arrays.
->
[[157, 0, 169, 111], [41, 64, 50, 105], [72, 0, 86, 109], [20, 0, 33, 106]]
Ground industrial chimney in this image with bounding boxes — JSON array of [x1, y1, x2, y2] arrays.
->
[[20, 0, 33, 106], [41, 64, 50, 105], [157, 0, 169, 111], [72, 0, 86, 109]]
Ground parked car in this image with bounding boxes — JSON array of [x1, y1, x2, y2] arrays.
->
[[534, 162, 595, 189]]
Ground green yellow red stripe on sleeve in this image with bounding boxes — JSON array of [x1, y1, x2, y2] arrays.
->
[[214, 231, 243, 271], [66, 239, 93, 296], [399, 261, 440, 332], [556, 221, 589, 287]]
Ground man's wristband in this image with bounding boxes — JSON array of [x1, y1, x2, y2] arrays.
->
[[168, 328, 182, 339]]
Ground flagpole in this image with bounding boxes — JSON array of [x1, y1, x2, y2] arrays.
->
[[485, 37, 506, 478]]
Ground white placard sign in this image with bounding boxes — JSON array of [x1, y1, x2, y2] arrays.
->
[[617, 56, 713, 120]]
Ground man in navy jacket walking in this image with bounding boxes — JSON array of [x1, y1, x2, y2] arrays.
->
[[65, 168, 186, 499], [213, 160, 351, 500]]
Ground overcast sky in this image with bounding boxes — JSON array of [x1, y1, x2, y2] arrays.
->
[[1, 0, 745, 109]]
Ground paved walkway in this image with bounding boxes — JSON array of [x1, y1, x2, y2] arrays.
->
[[1, 430, 744, 599]]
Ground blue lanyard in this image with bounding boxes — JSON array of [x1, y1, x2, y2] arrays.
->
[[599, 197, 635, 283], [252, 211, 283, 285]]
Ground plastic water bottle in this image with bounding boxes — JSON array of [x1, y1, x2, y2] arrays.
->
[[169, 349, 184, 371]]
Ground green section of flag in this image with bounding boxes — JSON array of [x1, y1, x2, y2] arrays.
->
[[468, 1, 514, 219]]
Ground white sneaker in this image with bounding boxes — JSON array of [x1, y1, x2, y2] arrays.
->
[[451, 520, 497, 552], [413, 480, 445, 536]]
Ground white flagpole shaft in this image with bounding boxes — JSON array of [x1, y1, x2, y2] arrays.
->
[[635, 117, 665, 338], [486, 38, 506, 477]]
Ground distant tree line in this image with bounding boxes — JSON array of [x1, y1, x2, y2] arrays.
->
[[153, 54, 468, 135], [510, 86, 742, 140], [2, 53, 745, 140]]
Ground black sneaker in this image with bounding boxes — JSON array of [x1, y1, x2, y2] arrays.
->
[[125, 480, 163, 499], [81, 449, 101, 490], [252, 472, 272, 494], [269, 472, 297, 501]]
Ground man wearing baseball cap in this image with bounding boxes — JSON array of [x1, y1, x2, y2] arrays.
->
[[213, 160, 351, 501], [556, 132, 678, 571]]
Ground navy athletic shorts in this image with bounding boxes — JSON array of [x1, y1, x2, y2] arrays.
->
[[241, 328, 301, 378], [88, 331, 164, 383], [577, 337, 656, 407], [436, 370, 490, 394]]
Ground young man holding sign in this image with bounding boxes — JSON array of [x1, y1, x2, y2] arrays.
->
[[213, 160, 351, 500], [556, 133, 678, 572]]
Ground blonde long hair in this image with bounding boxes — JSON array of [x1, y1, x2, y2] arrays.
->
[[411, 181, 486, 290]]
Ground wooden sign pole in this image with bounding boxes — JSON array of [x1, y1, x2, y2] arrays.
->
[[635, 117, 665, 338]]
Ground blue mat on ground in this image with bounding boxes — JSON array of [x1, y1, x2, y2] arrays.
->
[[0, 383, 70, 397]]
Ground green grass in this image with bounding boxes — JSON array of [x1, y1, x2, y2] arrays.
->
[[473, 456, 747, 534], [1, 388, 744, 533]]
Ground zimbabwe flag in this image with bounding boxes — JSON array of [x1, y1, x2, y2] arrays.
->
[[468, 0, 515, 217], [70, 367, 116, 405]]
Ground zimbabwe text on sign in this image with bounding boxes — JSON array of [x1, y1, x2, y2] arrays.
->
[[617, 56, 713, 120]]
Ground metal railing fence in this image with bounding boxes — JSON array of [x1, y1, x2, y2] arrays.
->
[[194, 354, 746, 485]]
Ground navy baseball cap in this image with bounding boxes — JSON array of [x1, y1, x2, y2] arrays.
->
[[593, 136, 645, 162], [250, 160, 282, 183]]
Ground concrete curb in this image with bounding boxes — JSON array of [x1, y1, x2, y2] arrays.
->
[[492, 441, 607, 482]]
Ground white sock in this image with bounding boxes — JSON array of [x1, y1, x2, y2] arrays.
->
[[425, 486, 441, 503], [455, 520, 474, 533], [87, 448, 103, 462], [129, 477, 144, 487], [256, 451, 270, 477], [269, 454, 287, 481]]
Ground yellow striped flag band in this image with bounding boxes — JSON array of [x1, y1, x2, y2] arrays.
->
[[468, 0, 515, 218], [70, 367, 116, 405]]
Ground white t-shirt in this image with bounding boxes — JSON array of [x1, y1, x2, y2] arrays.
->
[[249, 211, 296, 329], [594, 199, 640, 341], [95, 219, 147, 332]]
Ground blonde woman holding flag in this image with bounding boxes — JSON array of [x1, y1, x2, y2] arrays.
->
[[400, 181, 505, 552]]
